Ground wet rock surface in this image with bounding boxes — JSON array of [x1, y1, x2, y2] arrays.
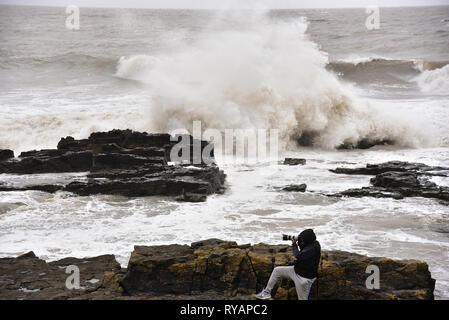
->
[[0, 239, 435, 300], [282, 184, 307, 192], [336, 138, 394, 150], [330, 161, 449, 177], [330, 161, 449, 203], [0, 184, 63, 193], [0, 130, 225, 202], [0, 150, 93, 174], [0, 251, 122, 300], [283, 158, 306, 166]]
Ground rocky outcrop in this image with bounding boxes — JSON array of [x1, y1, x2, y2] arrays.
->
[[0, 184, 63, 193], [0, 251, 122, 300], [330, 161, 449, 203], [296, 131, 393, 149], [0, 239, 434, 300], [0, 149, 93, 174], [0, 130, 225, 202], [120, 239, 435, 300], [64, 164, 225, 198]]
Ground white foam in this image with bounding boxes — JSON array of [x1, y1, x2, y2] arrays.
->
[[336, 55, 395, 65], [416, 64, 449, 94]]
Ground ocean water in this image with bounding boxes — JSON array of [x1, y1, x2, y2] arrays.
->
[[0, 5, 449, 298]]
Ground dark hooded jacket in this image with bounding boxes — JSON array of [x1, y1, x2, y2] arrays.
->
[[292, 229, 321, 279]]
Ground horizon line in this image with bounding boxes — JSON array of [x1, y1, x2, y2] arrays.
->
[[1, 3, 448, 10]]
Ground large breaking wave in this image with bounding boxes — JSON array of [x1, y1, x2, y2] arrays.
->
[[329, 56, 449, 93], [115, 14, 433, 150]]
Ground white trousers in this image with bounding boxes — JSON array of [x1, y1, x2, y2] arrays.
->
[[265, 266, 315, 300]]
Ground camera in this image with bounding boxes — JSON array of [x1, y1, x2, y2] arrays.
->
[[282, 234, 297, 241]]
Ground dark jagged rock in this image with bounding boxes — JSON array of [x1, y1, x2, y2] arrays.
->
[[92, 153, 166, 171], [283, 158, 306, 166], [371, 171, 435, 189], [330, 161, 449, 176], [0, 149, 14, 161], [337, 187, 404, 200], [0, 251, 121, 300], [57, 131, 212, 165], [86, 164, 167, 180], [99, 143, 167, 158], [0, 184, 63, 193], [296, 130, 393, 149], [337, 138, 394, 150], [0, 129, 225, 202], [330, 161, 449, 203], [0, 240, 435, 300], [282, 184, 307, 192], [19, 149, 63, 158], [0, 150, 93, 174], [120, 239, 435, 300], [57, 130, 172, 154], [65, 173, 219, 197], [64, 164, 225, 198]]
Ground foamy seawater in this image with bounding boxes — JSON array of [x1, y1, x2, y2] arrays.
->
[[0, 5, 448, 299]]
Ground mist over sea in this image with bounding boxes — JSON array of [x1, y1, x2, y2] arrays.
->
[[0, 5, 448, 298]]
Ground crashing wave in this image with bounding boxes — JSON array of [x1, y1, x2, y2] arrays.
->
[[415, 64, 449, 94], [115, 14, 434, 150]]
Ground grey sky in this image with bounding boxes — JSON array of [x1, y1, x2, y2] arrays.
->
[[0, 0, 448, 9]]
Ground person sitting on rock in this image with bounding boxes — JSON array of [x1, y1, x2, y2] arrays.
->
[[256, 229, 321, 300]]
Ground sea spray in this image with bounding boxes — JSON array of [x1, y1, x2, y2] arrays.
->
[[116, 12, 433, 150]]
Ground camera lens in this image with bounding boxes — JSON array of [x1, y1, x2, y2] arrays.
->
[[282, 234, 292, 241]]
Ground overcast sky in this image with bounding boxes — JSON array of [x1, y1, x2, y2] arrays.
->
[[0, 0, 448, 9]]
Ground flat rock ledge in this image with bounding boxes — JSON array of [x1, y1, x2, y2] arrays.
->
[[0, 239, 435, 300], [0, 129, 225, 202], [329, 161, 449, 203]]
